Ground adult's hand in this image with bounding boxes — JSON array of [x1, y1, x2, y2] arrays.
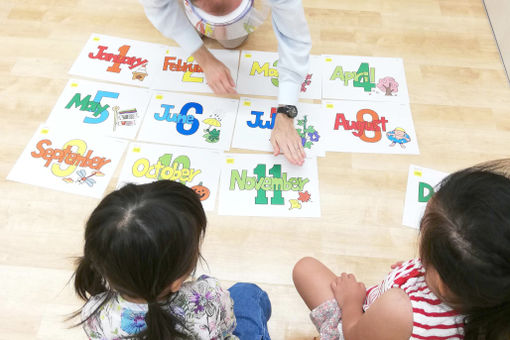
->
[[270, 114, 306, 166], [192, 45, 236, 94]]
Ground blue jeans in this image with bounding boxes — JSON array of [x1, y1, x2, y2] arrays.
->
[[228, 283, 272, 340]]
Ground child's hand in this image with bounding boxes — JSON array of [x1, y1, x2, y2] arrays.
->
[[330, 273, 366, 309], [390, 261, 404, 269]]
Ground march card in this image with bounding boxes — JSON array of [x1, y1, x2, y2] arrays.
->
[[231, 97, 326, 156], [217, 153, 321, 217], [46, 79, 151, 139], [151, 46, 240, 94], [117, 142, 222, 211], [137, 91, 238, 151], [69, 33, 161, 87], [321, 100, 419, 154], [322, 55, 409, 103], [237, 51, 321, 100], [402, 165, 448, 228], [7, 125, 127, 198]]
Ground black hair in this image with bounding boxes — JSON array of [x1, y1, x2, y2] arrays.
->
[[72, 180, 207, 339], [419, 159, 510, 340]]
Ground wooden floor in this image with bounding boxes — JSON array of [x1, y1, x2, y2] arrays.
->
[[1, 0, 510, 339]]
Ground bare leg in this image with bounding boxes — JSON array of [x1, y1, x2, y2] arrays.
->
[[293, 257, 337, 310]]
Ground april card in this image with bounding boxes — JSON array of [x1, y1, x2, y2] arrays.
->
[[151, 46, 240, 94], [322, 55, 409, 103], [69, 33, 161, 87], [137, 91, 238, 151], [217, 153, 321, 217], [321, 100, 419, 154], [236, 51, 321, 100], [46, 79, 151, 139], [117, 142, 221, 211], [231, 97, 326, 156], [402, 165, 449, 228], [7, 125, 127, 198]]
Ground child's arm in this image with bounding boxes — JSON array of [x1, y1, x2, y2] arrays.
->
[[331, 273, 413, 340]]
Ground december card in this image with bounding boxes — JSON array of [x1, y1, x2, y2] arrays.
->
[[236, 51, 321, 100], [231, 97, 326, 156], [402, 165, 449, 229], [117, 142, 221, 211], [69, 33, 161, 87], [7, 125, 127, 198], [217, 153, 321, 217], [322, 55, 409, 103], [46, 79, 151, 139], [321, 100, 419, 155], [137, 91, 238, 151]]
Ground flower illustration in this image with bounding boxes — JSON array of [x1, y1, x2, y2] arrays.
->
[[296, 115, 320, 149], [308, 131, 320, 142], [120, 309, 146, 334]]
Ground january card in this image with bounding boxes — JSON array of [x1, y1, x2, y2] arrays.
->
[[46, 79, 151, 139], [137, 91, 238, 151], [69, 33, 161, 87], [322, 55, 409, 103], [236, 51, 321, 100], [402, 165, 448, 229], [218, 154, 321, 217], [7, 125, 127, 198], [231, 97, 326, 157], [322, 100, 419, 154], [117, 142, 221, 211], [151, 46, 240, 94]]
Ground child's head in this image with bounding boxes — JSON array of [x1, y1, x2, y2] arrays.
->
[[419, 159, 510, 340]]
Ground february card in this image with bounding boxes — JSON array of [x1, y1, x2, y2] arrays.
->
[[7, 125, 127, 198]]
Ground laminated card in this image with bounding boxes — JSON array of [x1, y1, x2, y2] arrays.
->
[[137, 91, 238, 151], [218, 153, 321, 217], [7, 125, 127, 198], [47, 79, 151, 139], [117, 142, 221, 211]]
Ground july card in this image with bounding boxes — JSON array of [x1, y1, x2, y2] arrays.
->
[[217, 153, 321, 217], [322, 55, 409, 103], [46, 79, 151, 139], [402, 165, 449, 228], [237, 51, 321, 100], [7, 125, 127, 198], [117, 142, 222, 211], [321, 100, 419, 154], [69, 33, 161, 87], [231, 97, 326, 156], [137, 91, 238, 151]]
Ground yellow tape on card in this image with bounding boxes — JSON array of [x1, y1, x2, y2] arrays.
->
[[133, 147, 141, 153], [245, 54, 252, 58], [325, 58, 332, 62], [71, 83, 78, 87], [93, 37, 100, 41], [414, 170, 423, 177], [244, 101, 251, 106], [41, 129, 49, 134], [227, 158, 235, 164], [155, 95, 164, 100], [326, 103, 334, 109]]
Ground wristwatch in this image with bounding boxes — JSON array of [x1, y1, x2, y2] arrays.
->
[[277, 105, 298, 118]]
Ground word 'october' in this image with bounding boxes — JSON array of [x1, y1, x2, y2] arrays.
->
[[132, 158, 201, 183]]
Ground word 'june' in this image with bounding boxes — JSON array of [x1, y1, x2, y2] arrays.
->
[[230, 169, 309, 192]]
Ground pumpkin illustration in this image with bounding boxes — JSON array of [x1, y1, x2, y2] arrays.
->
[[191, 182, 210, 201]]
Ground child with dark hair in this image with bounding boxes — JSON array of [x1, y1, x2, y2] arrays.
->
[[293, 159, 510, 340], [72, 180, 271, 340]]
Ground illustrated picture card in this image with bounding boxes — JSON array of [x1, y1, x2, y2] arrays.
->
[[217, 153, 321, 217], [322, 55, 409, 103], [137, 91, 238, 151], [151, 46, 240, 94], [231, 97, 326, 156], [69, 33, 161, 87], [321, 100, 419, 155], [117, 142, 222, 211], [47, 78, 151, 139], [7, 125, 127, 198], [402, 165, 449, 229], [237, 50, 321, 100]]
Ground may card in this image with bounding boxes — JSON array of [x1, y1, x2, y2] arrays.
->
[[47, 79, 151, 139], [231, 97, 326, 156], [151, 46, 240, 94], [217, 153, 321, 217], [117, 142, 222, 211], [137, 91, 238, 151], [7, 125, 127, 198], [321, 100, 419, 155], [237, 51, 321, 100], [69, 33, 161, 87], [402, 165, 449, 228], [322, 55, 409, 103]]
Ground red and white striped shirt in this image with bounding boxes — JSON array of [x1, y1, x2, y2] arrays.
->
[[363, 258, 465, 340]]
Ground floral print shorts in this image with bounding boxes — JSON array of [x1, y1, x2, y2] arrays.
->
[[310, 299, 344, 340]]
